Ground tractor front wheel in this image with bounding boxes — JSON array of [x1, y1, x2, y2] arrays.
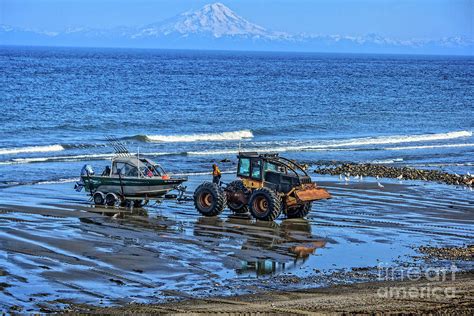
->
[[227, 180, 250, 214], [194, 182, 226, 216], [249, 187, 281, 221]]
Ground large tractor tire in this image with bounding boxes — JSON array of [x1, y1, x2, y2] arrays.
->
[[226, 180, 250, 214], [194, 182, 226, 217], [249, 187, 282, 221], [286, 202, 312, 219]]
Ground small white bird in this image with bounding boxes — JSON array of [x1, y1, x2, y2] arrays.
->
[[396, 174, 403, 180], [354, 175, 360, 180], [345, 176, 350, 182], [360, 175, 363, 181], [339, 174, 342, 180], [376, 175, 380, 180], [377, 182, 384, 188]]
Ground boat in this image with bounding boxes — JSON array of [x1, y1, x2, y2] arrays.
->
[[75, 137, 187, 207]]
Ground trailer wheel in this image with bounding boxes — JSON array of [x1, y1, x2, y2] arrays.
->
[[93, 192, 105, 205], [286, 202, 312, 219], [227, 180, 250, 214], [105, 193, 118, 207], [249, 187, 281, 221], [194, 182, 226, 216]]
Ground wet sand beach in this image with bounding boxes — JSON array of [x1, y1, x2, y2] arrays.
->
[[0, 174, 473, 313], [73, 271, 474, 314]]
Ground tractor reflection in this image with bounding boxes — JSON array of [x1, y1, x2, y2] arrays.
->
[[193, 216, 326, 276]]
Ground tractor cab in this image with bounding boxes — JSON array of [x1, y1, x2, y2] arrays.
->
[[236, 152, 311, 193]]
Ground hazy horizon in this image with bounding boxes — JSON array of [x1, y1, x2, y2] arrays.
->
[[2, 0, 472, 39], [1, 0, 472, 55]]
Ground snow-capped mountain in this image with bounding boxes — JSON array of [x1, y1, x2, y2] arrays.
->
[[1, 3, 472, 55], [134, 2, 274, 39]]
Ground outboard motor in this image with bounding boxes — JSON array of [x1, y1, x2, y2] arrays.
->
[[75, 164, 94, 192], [81, 164, 94, 176]]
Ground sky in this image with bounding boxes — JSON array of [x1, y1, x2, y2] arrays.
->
[[0, 0, 472, 40]]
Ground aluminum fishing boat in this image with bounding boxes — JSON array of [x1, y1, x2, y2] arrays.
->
[[76, 137, 187, 207]]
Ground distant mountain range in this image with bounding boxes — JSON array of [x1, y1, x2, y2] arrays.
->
[[1, 2, 473, 55]]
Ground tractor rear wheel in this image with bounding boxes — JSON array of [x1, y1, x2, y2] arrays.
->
[[194, 182, 226, 216], [287, 202, 312, 219], [249, 187, 281, 221], [227, 180, 250, 214]]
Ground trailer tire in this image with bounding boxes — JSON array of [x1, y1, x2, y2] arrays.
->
[[249, 187, 281, 221], [93, 192, 105, 205], [287, 202, 312, 219], [227, 180, 250, 214], [194, 182, 226, 216], [105, 193, 118, 207]]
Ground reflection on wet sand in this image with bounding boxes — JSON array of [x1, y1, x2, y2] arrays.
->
[[77, 204, 327, 277], [193, 216, 326, 275]]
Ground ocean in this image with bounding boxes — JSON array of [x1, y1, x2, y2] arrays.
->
[[0, 46, 473, 186]]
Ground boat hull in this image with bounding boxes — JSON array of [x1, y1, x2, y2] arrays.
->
[[81, 175, 186, 198]]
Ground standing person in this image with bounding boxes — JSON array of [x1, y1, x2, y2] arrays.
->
[[212, 164, 222, 185]]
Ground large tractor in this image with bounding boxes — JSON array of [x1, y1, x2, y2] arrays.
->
[[193, 152, 331, 221]]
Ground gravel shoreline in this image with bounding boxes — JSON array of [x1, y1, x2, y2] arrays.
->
[[313, 163, 474, 187]]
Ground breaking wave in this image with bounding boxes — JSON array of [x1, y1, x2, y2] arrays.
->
[[0, 152, 177, 165], [129, 130, 254, 143], [371, 158, 404, 164], [188, 130, 472, 155], [385, 143, 474, 151], [330, 130, 472, 147], [0, 130, 471, 164], [36, 178, 79, 185], [0, 144, 64, 155]]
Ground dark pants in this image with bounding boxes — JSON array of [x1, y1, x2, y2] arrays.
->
[[213, 175, 221, 184]]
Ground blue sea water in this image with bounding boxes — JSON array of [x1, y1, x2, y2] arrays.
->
[[0, 46, 473, 186]]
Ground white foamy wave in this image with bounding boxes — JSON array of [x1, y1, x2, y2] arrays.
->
[[371, 158, 404, 164], [0, 144, 64, 155], [385, 143, 474, 151], [0, 152, 173, 165], [142, 130, 253, 143], [188, 147, 352, 156], [36, 178, 79, 185], [331, 130, 472, 147], [188, 130, 472, 155]]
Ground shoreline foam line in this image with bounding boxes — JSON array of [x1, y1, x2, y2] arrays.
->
[[0, 144, 65, 155]]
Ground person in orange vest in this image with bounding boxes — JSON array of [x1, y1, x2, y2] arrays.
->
[[212, 164, 222, 184]]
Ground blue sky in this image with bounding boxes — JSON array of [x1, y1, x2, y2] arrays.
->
[[0, 0, 472, 39]]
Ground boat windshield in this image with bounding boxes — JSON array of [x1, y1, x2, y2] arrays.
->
[[138, 159, 164, 177]]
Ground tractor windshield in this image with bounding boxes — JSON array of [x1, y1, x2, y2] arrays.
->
[[264, 162, 279, 172], [238, 158, 251, 177]]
